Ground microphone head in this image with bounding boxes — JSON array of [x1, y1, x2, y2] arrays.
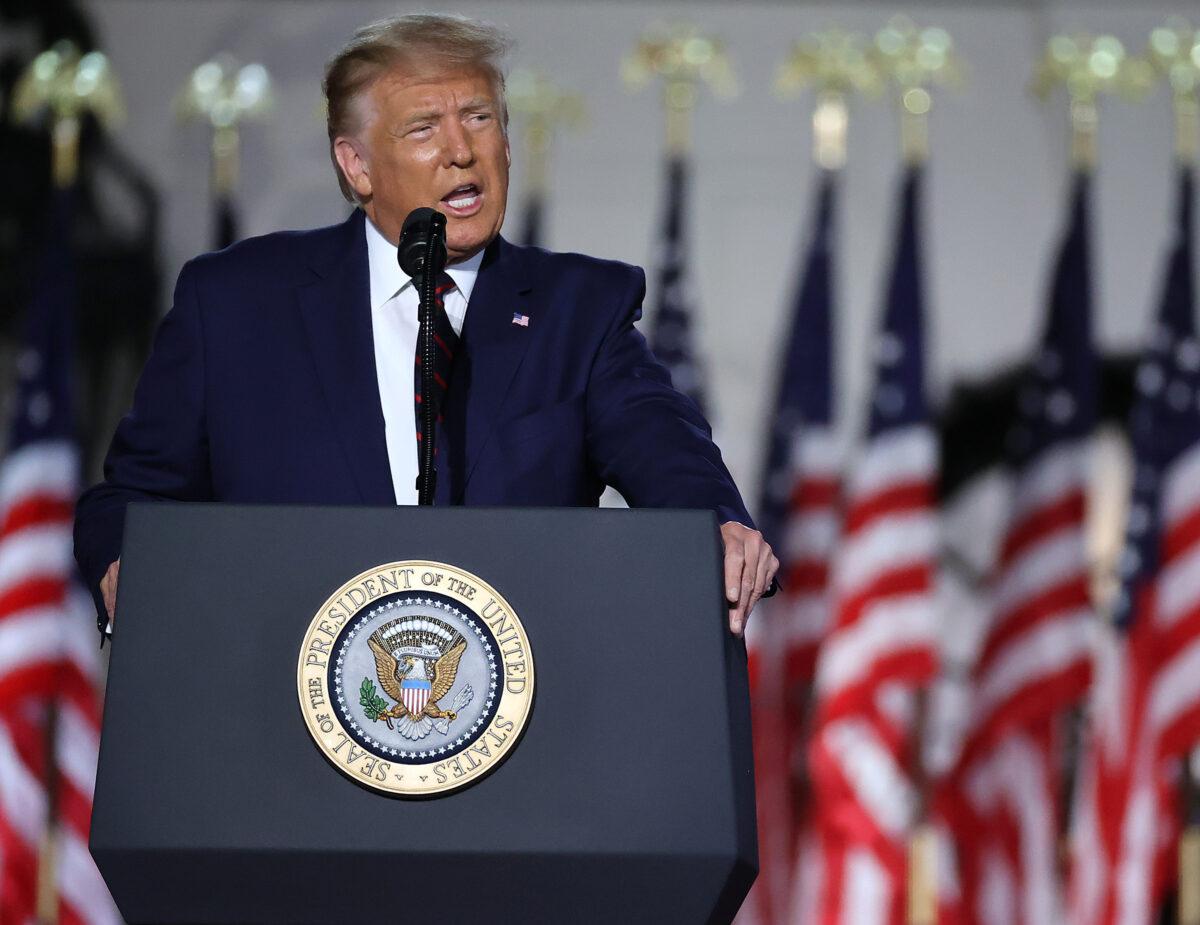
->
[[397, 207, 448, 278]]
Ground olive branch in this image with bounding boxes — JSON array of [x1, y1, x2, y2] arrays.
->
[[360, 678, 390, 722]]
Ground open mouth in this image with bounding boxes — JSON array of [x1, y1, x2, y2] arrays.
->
[[441, 183, 483, 217]]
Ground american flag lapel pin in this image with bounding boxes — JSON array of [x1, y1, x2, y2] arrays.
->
[[511, 312, 530, 328]]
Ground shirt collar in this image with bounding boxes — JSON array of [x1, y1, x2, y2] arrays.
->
[[365, 215, 485, 311]]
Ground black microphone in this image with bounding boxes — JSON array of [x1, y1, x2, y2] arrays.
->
[[399, 207, 449, 506], [397, 207, 448, 279]]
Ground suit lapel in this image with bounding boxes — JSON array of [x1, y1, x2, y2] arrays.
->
[[296, 209, 396, 505], [441, 237, 535, 501]]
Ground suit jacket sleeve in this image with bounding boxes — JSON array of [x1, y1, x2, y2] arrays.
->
[[73, 260, 213, 614], [584, 266, 754, 528]]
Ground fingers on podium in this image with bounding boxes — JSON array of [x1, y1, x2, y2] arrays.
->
[[101, 559, 121, 621]]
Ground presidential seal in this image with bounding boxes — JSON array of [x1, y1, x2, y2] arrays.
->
[[297, 561, 534, 797]]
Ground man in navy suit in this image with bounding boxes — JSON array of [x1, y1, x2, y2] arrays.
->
[[74, 13, 777, 638]]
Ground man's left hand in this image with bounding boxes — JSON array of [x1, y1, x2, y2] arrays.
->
[[720, 522, 779, 636]]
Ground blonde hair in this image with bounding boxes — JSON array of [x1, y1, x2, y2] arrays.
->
[[323, 13, 512, 202]]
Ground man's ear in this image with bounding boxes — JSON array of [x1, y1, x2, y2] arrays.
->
[[334, 136, 373, 200]]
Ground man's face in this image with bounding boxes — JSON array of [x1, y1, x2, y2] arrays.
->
[[337, 66, 510, 264]]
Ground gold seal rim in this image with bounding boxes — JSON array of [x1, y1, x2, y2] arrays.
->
[[297, 559, 535, 797]]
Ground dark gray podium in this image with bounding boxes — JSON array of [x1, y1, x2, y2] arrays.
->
[[90, 504, 757, 924]]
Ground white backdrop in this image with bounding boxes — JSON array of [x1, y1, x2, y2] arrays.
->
[[84, 0, 1194, 507]]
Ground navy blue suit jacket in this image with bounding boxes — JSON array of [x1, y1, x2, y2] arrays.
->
[[74, 210, 752, 607]]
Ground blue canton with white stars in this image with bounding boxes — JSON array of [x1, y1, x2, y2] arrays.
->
[[1113, 169, 1197, 629], [1006, 172, 1097, 469], [868, 168, 928, 437]]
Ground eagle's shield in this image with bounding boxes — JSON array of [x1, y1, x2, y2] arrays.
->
[[401, 678, 432, 716]]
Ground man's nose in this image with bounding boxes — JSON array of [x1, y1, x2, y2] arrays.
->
[[441, 121, 474, 168]]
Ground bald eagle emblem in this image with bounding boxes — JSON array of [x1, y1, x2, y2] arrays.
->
[[363, 615, 475, 740]]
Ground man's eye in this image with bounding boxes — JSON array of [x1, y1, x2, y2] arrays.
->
[[469, 113, 491, 124], [408, 125, 433, 137]]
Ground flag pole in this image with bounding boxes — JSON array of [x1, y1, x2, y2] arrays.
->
[[622, 24, 736, 417], [1030, 32, 1153, 906], [11, 41, 124, 189], [775, 27, 884, 172], [735, 33, 877, 922], [1147, 23, 1200, 922], [175, 57, 272, 248], [11, 41, 123, 925], [869, 18, 961, 169], [867, 19, 960, 923], [765, 29, 873, 916], [508, 70, 584, 202], [1031, 33, 1152, 172], [622, 23, 738, 157], [1148, 21, 1200, 170], [770, 25, 879, 701], [1183, 766, 1200, 925], [507, 71, 584, 248]]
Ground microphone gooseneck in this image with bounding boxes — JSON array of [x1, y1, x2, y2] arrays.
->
[[397, 208, 448, 506]]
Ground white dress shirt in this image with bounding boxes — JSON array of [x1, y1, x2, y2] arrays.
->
[[365, 216, 483, 504]]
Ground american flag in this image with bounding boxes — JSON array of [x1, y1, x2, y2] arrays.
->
[[1069, 167, 1200, 925], [649, 157, 708, 415], [742, 171, 841, 925], [215, 193, 238, 251], [951, 171, 1097, 924], [0, 191, 119, 924], [956, 724, 1063, 923], [755, 171, 842, 686], [519, 191, 545, 249], [807, 167, 939, 923]]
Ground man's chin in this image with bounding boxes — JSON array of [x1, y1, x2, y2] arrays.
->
[[446, 228, 497, 264]]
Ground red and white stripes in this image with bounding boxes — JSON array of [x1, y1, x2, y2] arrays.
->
[[945, 435, 1095, 925], [967, 441, 1094, 761], [777, 426, 842, 685], [741, 426, 841, 925], [0, 439, 118, 923], [1072, 442, 1200, 925], [808, 422, 939, 923], [55, 588, 118, 925], [815, 424, 938, 722], [1068, 616, 1167, 925], [1148, 444, 1200, 760], [0, 441, 75, 925], [958, 723, 1065, 925], [0, 443, 78, 708], [0, 710, 48, 925]]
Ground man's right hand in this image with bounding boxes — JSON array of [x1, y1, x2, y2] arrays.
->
[[101, 559, 121, 624]]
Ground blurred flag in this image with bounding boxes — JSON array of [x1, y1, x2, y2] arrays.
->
[[0, 711, 48, 923], [0, 191, 119, 924], [951, 172, 1097, 924], [1070, 166, 1200, 925], [755, 171, 841, 683], [742, 172, 841, 924], [808, 167, 939, 923], [649, 157, 708, 415], [520, 192, 545, 249], [215, 193, 238, 250]]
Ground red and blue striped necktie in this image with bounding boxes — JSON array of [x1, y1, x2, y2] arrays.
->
[[414, 272, 459, 447]]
